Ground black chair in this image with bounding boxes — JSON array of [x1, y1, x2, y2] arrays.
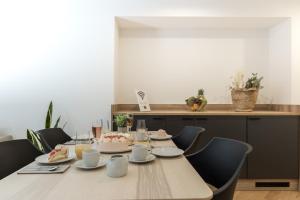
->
[[172, 126, 205, 154], [0, 139, 43, 179], [37, 128, 72, 153], [186, 137, 252, 200]]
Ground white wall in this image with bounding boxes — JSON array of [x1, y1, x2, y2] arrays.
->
[[117, 28, 270, 104], [268, 20, 291, 104], [0, 0, 300, 139]]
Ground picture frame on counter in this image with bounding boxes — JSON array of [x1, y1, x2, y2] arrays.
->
[[135, 89, 151, 112]]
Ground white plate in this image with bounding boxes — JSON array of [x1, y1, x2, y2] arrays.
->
[[35, 154, 74, 164], [151, 147, 184, 157], [99, 147, 132, 154], [128, 154, 156, 163], [74, 160, 106, 169], [149, 134, 172, 140]]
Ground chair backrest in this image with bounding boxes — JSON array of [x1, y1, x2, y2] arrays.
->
[[187, 137, 252, 200], [37, 128, 72, 153], [172, 126, 205, 153], [0, 139, 43, 179]]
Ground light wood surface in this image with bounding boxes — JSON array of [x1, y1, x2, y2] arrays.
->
[[112, 110, 298, 116], [234, 191, 300, 200], [0, 140, 213, 200], [111, 104, 300, 116]]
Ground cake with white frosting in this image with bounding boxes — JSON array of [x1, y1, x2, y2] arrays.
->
[[98, 132, 133, 151]]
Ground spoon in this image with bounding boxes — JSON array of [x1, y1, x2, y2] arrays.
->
[[48, 166, 58, 171]]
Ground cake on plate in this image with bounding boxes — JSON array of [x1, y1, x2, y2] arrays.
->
[[48, 146, 69, 162], [157, 129, 167, 137], [98, 132, 133, 152]]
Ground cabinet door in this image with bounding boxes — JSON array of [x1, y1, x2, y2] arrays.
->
[[195, 116, 247, 148], [247, 117, 298, 179], [165, 116, 195, 136], [195, 116, 247, 178]]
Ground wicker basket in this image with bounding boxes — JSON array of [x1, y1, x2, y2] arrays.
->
[[231, 89, 259, 112]]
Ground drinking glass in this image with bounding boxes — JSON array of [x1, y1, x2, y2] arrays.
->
[[135, 120, 150, 147], [136, 119, 146, 132], [126, 114, 134, 133], [92, 119, 103, 138], [75, 131, 92, 160], [102, 120, 111, 134]]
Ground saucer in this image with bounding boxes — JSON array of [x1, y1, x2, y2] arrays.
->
[[151, 147, 184, 157], [149, 134, 172, 140], [128, 154, 156, 163], [74, 160, 106, 169]]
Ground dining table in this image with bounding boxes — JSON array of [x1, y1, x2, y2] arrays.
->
[[0, 135, 213, 200]]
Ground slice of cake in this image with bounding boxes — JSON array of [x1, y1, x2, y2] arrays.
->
[[157, 129, 167, 137], [48, 146, 69, 162]]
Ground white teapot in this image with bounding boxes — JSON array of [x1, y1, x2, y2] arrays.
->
[[106, 155, 128, 178]]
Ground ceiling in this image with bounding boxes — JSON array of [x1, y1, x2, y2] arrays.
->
[[116, 17, 289, 30]]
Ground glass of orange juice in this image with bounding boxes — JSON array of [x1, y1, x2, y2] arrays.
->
[[75, 144, 92, 159], [74, 131, 92, 160]]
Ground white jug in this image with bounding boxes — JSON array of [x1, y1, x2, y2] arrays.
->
[[106, 155, 128, 178]]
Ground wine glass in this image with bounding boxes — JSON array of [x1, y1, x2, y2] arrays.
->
[[92, 119, 103, 138], [126, 114, 134, 133]]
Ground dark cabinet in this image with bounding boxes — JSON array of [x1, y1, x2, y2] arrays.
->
[[132, 115, 167, 131], [195, 116, 247, 148], [165, 116, 195, 135], [247, 116, 299, 179], [114, 113, 299, 180]]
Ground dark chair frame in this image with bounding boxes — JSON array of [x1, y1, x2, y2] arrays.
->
[[186, 137, 252, 200], [37, 128, 72, 153], [172, 126, 205, 154], [0, 139, 43, 179]]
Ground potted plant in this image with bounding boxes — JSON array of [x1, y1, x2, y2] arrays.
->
[[185, 89, 207, 112], [230, 73, 263, 112], [26, 101, 66, 152], [114, 114, 128, 133]]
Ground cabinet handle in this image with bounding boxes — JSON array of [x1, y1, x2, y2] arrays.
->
[[196, 118, 208, 121], [152, 117, 164, 120], [182, 118, 194, 121], [248, 117, 261, 120]]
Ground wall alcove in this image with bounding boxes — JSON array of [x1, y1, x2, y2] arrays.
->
[[114, 17, 291, 105]]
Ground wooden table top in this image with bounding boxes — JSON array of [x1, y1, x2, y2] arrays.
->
[[0, 140, 213, 200]]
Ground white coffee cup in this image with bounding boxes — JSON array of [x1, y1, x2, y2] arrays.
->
[[132, 144, 148, 161], [82, 149, 100, 167], [135, 131, 147, 141], [106, 155, 128, 178]]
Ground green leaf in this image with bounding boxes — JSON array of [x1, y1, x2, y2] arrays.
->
[[45, 101, 53, 128], [26, 129, 44, 152], [62, 121, 68, 129], [54, 116, 61, 128], [27, 129, 33, 142]]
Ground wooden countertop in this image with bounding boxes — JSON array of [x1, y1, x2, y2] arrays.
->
[[113, 110, 299, 116]]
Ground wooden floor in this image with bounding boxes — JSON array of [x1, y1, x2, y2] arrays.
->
[[234, 191, 300, 200]]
